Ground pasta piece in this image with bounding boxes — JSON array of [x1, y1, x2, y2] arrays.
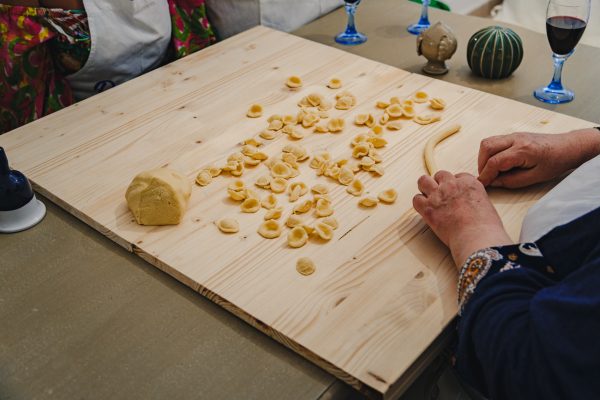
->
[[296, 110, 307, 124], [244, 188, 260, 200], [270, 162, 293, 179], [293, 199, 313, 214], [370, 125, 383, 136], [282, 124, 295, 135], [283, 144, 309, 161], [368, 137, 388, 148], [268, 119, 284, 131], [430, 98, 447, 110], [314, 124, 329, 134], [354, 114, 370, 126], [267, 114, 282, 123], [301, 224, 315, 235], [318, 100, 333, 111], [327, 118, 345, 133], [313, 193, 332, 202], [282, 114, 297, 125], [298, 96, 311, 107], [389, 96, 401, 104], [244, 156, 261, 167], [207, 166, 222, 177], [217, 218, 239, 234], [288, 227, 309, 248], [286, 75, 303, 88], [315, 198, 334, 217], [413, 91, 429, 103], [346, 178, 364, 196], [376, 100, 390, 109], [424, 124, 462, 175], [228, 188, 246, 201], [403, 99, 415, 107], [379, 113, 390, 125], [240, 198, 261, 213], [387, 121, 403, 131], [360, 156, 376, 169], [338, 166, 354, 186], [286, 214, 304, 228], [264, 207, 283, 220], [289, 182, 308, 197], [327, 77, 342, 89], [335, 158, 349, 167], [241, 144, 259, 156], [352, 143, 371, 159], [369, 148, 382, 163], [227, 152, 244, 162], [311, 184, 329, 194], [281, 152, 299, 168], [307, 93, 323, 107], [370, 164, 385, 176], [289, 185, 303, 202], [250, 151, 268, 161], [262, 193, 278, 209], [314, 222, 334, 241], [302, 113, 319, 128], [259, 129, 278, 140], [335, 96, 354, 110], [195, 170, 212, 186], [270, 177, 288, 193], [414, 114, 441, 125], [378, 188, 398, 204], [359, 196, 379, 207], [258, 219, 283, 239], [228, 180, 245, 191], [243, 137, 263, 147], [255, 175, 271, 189], [351, 133, 369, 147], [225, 161, 244, 177], [402, 105, 416, 118], [325, 165, 340, 180], [321, 217, 338, 230], [318, 111, 329, 119], [386, 104, 404, 118], [296, 257, 315, 276], [247, 104, 263, 118]]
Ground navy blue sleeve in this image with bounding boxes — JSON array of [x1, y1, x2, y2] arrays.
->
[[455, 243, 600, 400]]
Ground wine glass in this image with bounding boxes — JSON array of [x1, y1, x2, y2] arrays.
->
[[534, 0, 591, 104], [407, 0, 431, 35], [335, 0, 367, 46]]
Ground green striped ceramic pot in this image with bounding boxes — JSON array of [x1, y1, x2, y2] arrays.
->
[[467, 26, 524, 79]]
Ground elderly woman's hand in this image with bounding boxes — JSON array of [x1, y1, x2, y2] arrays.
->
[[413, 171, 513, 266], [478, 129, 600, 188]]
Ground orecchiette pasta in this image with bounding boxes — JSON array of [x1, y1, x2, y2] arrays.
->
[[195, 170, 212, 186], [282, 114, 297, 125], [267, 114, 282, 122], [413, 91, 429, 103], [293, 199, 313, 214], [314, 124, 329, 133], [261, 193, 277, 209], [264, 207, 283, 220], [327, 118, 345, 133], [314, 222, 334, 241], [296, 257, 316, 275], [386, 104, 404, 118], [270, 177, 288, 193], [376, 100, 390, 109], [358, 196, 379, 207], [390, 96, 401, 104], [311, 184, 329, 194], [346, 178, 364, 196], [429, 98, 446, 110], [247, 104, 263, 118], [315, 198, 334, 217], [321, 217, 338, 230], [243, 138, 262, 147], [288, 227, 309, 248], [386, 121, 403, 130], [228, 188, 246, 201], [255, 175, 271, 189], [259, 129, 278, 140], [414, 114, 441, 125], [228, 180, 245, 191], [307, 93, 323, 107], [286, 75, 303, 88], [338, 166, 354, 186], [240, 197, 261, 213], [217, 218, 239, 233], [268, 119, 284, 131], [258, 219, 283, 239], [327, 78, 342, 89], [286, 214, 304, 228], [402, 105, 416, 118], [207, 166, 222, 177], [378, 188, 398, 204], [367, 137, 387, 148], [270, 161, 293, 179]]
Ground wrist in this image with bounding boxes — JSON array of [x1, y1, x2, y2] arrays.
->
[[564, 128, 600, 169], [449, 226, 513, 268]]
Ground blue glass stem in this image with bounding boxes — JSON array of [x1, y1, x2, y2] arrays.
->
[[547, 53, 569, 91], [418, 0, 430, 26], [344, 3, 359, 36]]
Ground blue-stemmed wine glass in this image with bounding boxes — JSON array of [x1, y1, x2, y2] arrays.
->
[[407, 0, 431, 35], [534, 0, 590, 104], [335, 0, 367, 46]]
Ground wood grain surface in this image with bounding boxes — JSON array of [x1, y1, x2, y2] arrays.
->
[[0, 27, 594, 399]]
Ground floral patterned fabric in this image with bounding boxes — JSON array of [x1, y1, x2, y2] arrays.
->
[[0, 1, 216, 134]]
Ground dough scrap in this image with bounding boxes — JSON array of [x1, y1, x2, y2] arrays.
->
[[424, 124, 462, 175], [125, 168, 192, 226]]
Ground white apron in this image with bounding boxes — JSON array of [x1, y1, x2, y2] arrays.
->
[[520, 154, 600, 242], [66, 0, 172, 100]]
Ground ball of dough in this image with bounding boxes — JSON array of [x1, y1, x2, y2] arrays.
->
[[125, 168, 191, 226]]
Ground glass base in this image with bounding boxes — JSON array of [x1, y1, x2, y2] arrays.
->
[[533, 85, 574, 104], [407, 22, 430, 35], [335, 31, 367, 46]]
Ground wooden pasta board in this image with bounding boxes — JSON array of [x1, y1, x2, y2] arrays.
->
[[1, 26, 593, 399]]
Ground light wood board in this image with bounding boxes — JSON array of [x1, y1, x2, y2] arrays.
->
[[1, 26, 593, 399]]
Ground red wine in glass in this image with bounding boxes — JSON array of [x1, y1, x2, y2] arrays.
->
[[546, 16, 587, 55], [534, 0, 590, 104]]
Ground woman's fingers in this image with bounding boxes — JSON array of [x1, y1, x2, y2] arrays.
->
[[433, 170, 454, 184], [417, 174, 438, 196], [478, 151, 526, 187], [412, 193, 428, 213], [490, 168, 538, 189], [478, 135, 515, 174]]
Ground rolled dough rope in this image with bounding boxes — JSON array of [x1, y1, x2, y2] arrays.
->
[[424, 123, 462, 175]]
